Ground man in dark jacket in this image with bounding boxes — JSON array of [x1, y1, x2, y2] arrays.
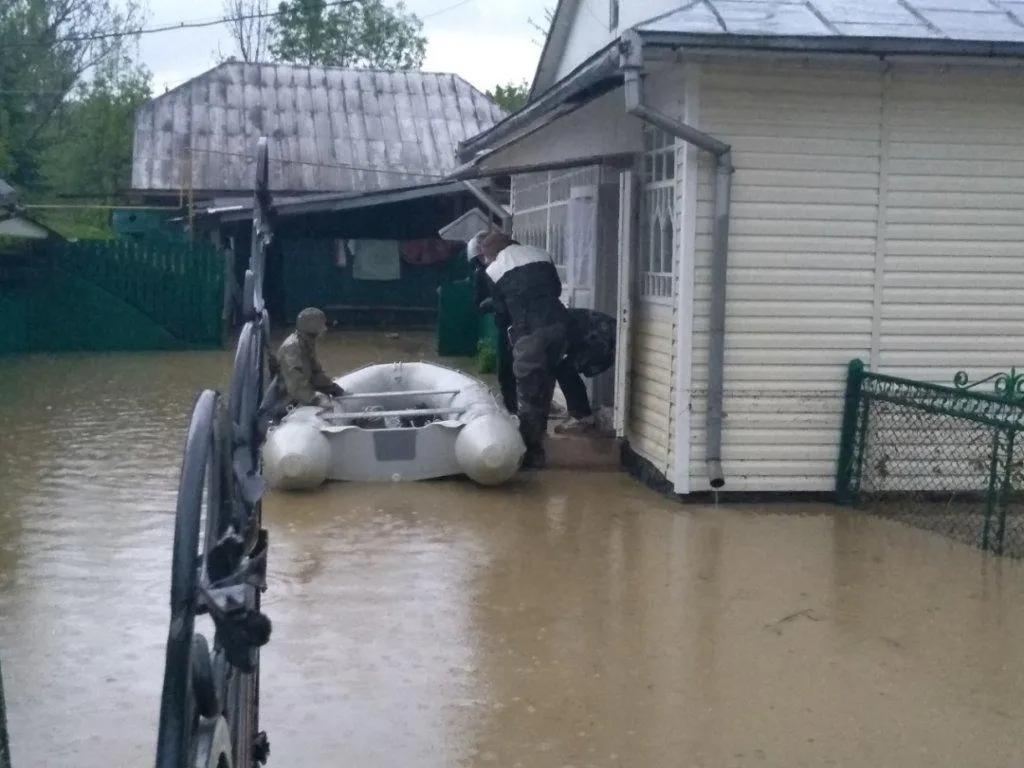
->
[[480, 230, 567, 469], [467, 232, 518, 414]]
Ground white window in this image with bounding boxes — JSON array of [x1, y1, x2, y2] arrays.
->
[[510, 167, 600, 283], [639, 126, 676, 301]]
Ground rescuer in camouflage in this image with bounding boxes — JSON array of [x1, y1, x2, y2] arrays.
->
[[258, 307, 344, 426]]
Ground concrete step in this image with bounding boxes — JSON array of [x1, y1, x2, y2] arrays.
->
[[545, 426, 621, 471]]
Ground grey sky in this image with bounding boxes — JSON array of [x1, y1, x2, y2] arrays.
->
[[139, 0, 551, 94]]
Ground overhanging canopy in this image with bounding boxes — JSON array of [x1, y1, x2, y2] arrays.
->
[[453, 85, 644, 180]]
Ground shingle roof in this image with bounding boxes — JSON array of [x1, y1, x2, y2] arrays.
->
[[131, 62, 507, 195], [638, 0, 1024, 43]]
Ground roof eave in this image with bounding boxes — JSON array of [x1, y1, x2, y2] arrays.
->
[[527, 0, 577, 102], [200, 180, 471, 223], [459, 42, 624, 164], [637, 29, 1024, 59]]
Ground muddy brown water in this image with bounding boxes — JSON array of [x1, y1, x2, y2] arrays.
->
[[2, 330, 1024, 767]]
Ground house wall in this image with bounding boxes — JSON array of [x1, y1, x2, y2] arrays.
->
[[683, 57, 1024, 493], [553, 0, 678, 84]]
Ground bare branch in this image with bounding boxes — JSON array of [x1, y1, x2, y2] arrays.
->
[[222, 0, 273, 63]]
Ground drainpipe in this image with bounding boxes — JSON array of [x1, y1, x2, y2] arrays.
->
[[619, 29, 733, 490], [461, 180, 512, 234]]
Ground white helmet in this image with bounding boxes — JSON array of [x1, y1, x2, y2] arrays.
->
[[466, 230, 487, 263]]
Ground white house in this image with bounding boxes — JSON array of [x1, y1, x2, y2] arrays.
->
[[455, 0, 1024, 496]]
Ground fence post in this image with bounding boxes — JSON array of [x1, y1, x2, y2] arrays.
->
[[835, 358, 866, 505]]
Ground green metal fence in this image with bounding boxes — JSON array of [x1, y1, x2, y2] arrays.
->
[[54, 239, 224, 347], [836, 358, 1024, 557]]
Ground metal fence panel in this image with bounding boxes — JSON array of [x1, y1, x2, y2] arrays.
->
[[836, 359, 1024, 556]]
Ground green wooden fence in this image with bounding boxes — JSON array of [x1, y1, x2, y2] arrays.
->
[[54, 239, 224, 347], [0, 238, 225, 355]]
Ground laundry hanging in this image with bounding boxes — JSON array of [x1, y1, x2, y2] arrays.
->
[[349, 239, 401, 281]]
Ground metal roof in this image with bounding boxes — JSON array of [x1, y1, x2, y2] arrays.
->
[[131, 62, 507, 195], [639, 0, 1024, 41], [531, 1, 1024, 97], [198, 180, 471, 223]]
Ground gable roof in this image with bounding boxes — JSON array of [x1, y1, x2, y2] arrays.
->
[[530, 0, 1024, 99], [131, 62, 507, 195]]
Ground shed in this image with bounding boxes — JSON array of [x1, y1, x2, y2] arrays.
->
[[455, 0, 1024, 495], [131, 62, 509, 325]]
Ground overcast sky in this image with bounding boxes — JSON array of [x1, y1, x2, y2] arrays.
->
[[138, 0, 551, 95]]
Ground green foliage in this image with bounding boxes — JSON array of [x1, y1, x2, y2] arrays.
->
[[39, 56, 152, 199], [271, 0, 426, 68], [486, 80, 530, 113], [0, 0, 144, 188], [475, 337, 496, 374]]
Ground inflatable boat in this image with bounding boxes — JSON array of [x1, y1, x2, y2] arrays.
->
[[262, 361, 526, 490]]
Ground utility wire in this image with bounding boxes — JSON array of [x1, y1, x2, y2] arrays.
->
[[5, 0, 360, 46], [6, 0, 475, 48], [192, 147, 450, 179]]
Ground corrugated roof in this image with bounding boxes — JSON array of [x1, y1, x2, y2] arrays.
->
[[638, 0, 1024, 42], [131, 62, 507, 195]]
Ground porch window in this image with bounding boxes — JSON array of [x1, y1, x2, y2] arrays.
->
[[511, 167, 600, 282], [639, 126, 676, 301]]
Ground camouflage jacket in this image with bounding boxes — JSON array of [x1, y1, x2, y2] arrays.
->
[[565, 309, 616, 378], [275, 331, 334, 405]]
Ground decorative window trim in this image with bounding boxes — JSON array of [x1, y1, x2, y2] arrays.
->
[[638, 125, 676, 304]]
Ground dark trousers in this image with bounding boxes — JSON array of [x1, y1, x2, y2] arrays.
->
[[512, 323, 568, 455], [498, 324, 591, 419], [555, 361, 592, 418]]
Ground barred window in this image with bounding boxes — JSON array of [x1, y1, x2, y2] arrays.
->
[[638, 126, 676, 301]]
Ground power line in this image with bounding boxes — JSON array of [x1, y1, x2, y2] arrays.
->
[[420, 0, 478, 20], [5, 0, 360, 46], [192, 147, 450, 179]]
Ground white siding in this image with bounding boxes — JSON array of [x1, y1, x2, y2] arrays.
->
[[629, 302, 676, 474], [554, 0, 678, 83], [690, 60, 882, 493], [685, 58, 1024, 493], [879, 66, 1024, 381]]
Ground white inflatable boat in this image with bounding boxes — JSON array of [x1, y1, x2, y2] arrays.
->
[[262, 361, 526, 490]]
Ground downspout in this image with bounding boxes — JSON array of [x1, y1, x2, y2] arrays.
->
[[461, 179, 513, 234], [619, 29, 733, 490]]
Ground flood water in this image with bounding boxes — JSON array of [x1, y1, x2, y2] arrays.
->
[[2, 331, 1024, 767]]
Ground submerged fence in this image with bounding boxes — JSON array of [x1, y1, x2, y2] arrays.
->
[[154, 139, 275, 768], [836, 359, 1024, 557]]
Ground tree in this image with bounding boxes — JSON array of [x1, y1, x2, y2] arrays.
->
[[0, 0, 143, 187], [487, 81, 529, 113], [221, 0, 273, 63], [39, 54, 152, 199], [271, 0, 426, 69]]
